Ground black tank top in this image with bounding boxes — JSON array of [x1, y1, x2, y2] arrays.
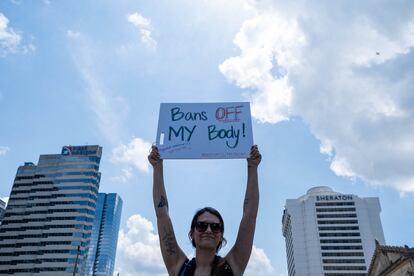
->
[[178, 256, 234, 276]]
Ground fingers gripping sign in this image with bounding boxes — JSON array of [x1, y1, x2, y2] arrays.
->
[[148, 145, 163, 168], [247, 145, 262, 167]]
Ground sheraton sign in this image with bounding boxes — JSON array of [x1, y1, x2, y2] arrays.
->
[[316, 195, 353, 201]]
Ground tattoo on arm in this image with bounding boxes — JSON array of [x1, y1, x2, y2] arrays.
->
[[162, 230, 177, 255], [158, 195, 168, 208], [243, 199, 248, 212]]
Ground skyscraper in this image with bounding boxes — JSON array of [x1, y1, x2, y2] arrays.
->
[[282, 186, 385, 276], [0, 145, 102, 275], [0, 198, 6, 224], [85, 193, 123, 276]]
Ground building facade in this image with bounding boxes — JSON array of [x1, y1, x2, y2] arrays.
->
[[0, 145, 102, 275], [85, 193, 123, 276], [368, 241, 414, 276], [0, 198, 6, 224], [282, 186, 385, 276]]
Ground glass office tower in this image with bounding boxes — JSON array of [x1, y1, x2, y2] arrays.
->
[[0, 198, 6, 224], [0, 145, 102, 275], [282, 186, 385, 276], [85, 193, 123, 276]]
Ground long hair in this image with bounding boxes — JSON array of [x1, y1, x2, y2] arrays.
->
[[188, 207, 227, 252]]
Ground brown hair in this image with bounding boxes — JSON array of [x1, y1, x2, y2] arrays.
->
[[188, 207, 227, 252]]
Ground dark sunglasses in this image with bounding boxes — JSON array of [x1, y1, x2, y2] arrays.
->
[[195, 221, 223, 233]]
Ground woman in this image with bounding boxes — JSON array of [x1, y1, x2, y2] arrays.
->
[[148, 145, 261, 276]]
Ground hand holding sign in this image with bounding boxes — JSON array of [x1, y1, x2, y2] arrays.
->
[[247, 145, 262, 168], [156, 102, 253, 159], [148, 145, 162, 168]]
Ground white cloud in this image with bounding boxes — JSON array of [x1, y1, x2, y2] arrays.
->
[[0, 13, 35, 57], [111, 167, 133, 183], [79, 66, 124, 144], [0, 146, 10, 156], [127, 13, 157, 50], [0, 13, 21, 55], [221, 0, 414, 192], [114, 215, 273, 276], [112, 137, 152, 174], [219, 11, 306, 123], [66, 30, 80, 39], [244, 245, 273, 276], [114, 214, 167, 276], [68, 36, 128, 144], [128, 13, 151, 29]]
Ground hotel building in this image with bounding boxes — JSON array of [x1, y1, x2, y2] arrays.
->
[[282, 186, 385, 276], [0, 145, 102, 275]]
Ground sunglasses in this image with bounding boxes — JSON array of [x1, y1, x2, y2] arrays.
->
[[195, 221, 223, 233]]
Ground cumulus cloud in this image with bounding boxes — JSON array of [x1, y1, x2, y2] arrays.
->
[[220, 0, 414, 192], [127, 13, 157, 49], [0, 146, 10, 156], [220, 12, 305, 123], [0, 13, 34, 56], [112, 137, 152, 176], [0, 13, 21, 54], [244, 245, 273, 276], [114, 214, 166, 276]]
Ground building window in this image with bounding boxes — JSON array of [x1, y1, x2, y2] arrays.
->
[[321, 245, 363, 250], [323, 266, 366, 271], [317, 220, 358, 225], [317, 213, 357, 218], [322, 259, 365, 264], [318, 226, 359, 231], [320, 239, 362, 244], [315, 202, 355, 207], [319, 232, 360, 237]]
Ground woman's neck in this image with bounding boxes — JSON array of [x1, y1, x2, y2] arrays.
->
[[195, 247, 216, 275]]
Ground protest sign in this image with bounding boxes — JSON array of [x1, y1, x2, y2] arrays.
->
[[156, 102, 253, 159]]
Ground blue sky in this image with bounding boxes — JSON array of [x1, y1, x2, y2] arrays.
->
[[1, 0, 414, 275]]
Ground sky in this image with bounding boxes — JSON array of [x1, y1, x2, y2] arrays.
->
[[1, 0, 414, 275]]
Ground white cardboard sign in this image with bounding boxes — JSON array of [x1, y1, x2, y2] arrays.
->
[[156, 102, 253, 159]]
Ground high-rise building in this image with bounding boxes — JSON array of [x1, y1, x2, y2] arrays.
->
[[85, 193, 123, 276], [0, 145, 102, 275], [0, 198, 6, 224], [282, 186, 385, 276]]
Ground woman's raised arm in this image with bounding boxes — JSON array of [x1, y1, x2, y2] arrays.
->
[[148, 146, 186, 275], [225, 145, 261, 275]]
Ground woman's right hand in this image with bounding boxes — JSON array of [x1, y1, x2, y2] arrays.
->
[[148, 145, 163, 168]]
